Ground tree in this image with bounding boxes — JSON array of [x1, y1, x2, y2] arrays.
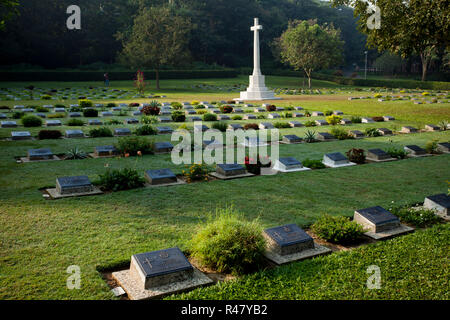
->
[[0, 0, 19, 30], [331, 0, 450, 81], [276, 20, 344, 88], [116, 6, 192, 89], [373, 52, 404, 76]]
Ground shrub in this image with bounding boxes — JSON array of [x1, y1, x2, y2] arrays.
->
[[330, 127, 352, 140], [346, 148, 366, 164], [282, 112, 293, 118], [171, 102, 183, 110], [83, 108, 98, 117], [67, 119, 85, 126], [189, 207, 266, 275], [142, 105, 160, 116], [311, 214, 366, 244], [386, 146, 408, 159], [38, 130, 62, 140], [325, 110, 333, 116], [211, 121, 228, 132], [171, 111, 186, 122], [12, 112, 25, 119], [265, 104, 276, 112], [41, 94, 52, 100], [304, 120, 316, 127], [304, 110, 311, 117], [196, 109, 208, 115], [244, 123, 259, 130], [115, 136, 154, 156], [425, 140, 439, 154], [129, 102, 139, 107], [365, 128, 382, 137], [390, 206, 441, 228], [0, 106, 10, 110], [231, 115, 243, 120], [273, 122, 291, 129], [351, 116, 362, 123], [69, 106, 82, 112], [106, 103, 116, 108], [202, 113, 217, 121], [182, 164, 210, 183], [35, 106, 49, 113], [304, 130, 316, 143], [194, 105, 205, 109], [22, 115, 42, 127], [134, 125, 157, 136], [326, 115, 342, 125], [48, 113, 66, 118], [191, 100, 200, 105], [372, 116, 384, 122], [79, 99, 93, 108], [302, 158, 325, 169], [97, 168, 145, 192], [105, 119, 122, 125], [256, 114, 266, 119], [219, 105, 233, 113], [141, 115, 158, 124], [65, 147, 88, 160], [89, 127, 113, 138]]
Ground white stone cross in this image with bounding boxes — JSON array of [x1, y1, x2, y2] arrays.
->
[[251, 18, 263, 76]]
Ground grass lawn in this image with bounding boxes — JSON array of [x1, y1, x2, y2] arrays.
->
[[0, 76, 449, 300]]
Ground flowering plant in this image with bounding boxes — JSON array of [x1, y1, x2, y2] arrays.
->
[[135, 70, 147, 95]]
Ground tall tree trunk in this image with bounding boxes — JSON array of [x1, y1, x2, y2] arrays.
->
[[420, 53, 428, 82], [304, 69, 312, 89], [155, 69, 160, 90]]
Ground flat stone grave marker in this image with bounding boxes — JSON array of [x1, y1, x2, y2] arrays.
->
[[65, 130, 84, 138], [158, 117, 171, 123], [377, 128, 393, 135], [89, 119, 102, 125], [243, 114, 256, 120], [27, 148, 54, 161], [276, 107, 284, 111], [11, 131, 32, 140], [354, 206, 413, 239], [259, 122, 274, 129], [228, 123, 243, 131], [1, 121, 17, 128], [282, 135, 302, 144], [189, 116, 202, 122], [114, 128, 131, 136], [401, 126, 418, 133], [133, 111, 141, 116], [213, 163, 251, 179], [125, 118, 139, 124], [263, 224, 331, 265], [210, 109, 220, 114], [289, 121, 303, 128], [0, 113, 7, 119], [350, 130, 364, 138], [56, 175, 94, 195], [340, 118, 352, 125], [272, 157, 310, 173], [323, 152, 356, 168], [183, 105, 193, 110], [13, 105, 24, 109], [294, 107, 304, 110], [23, 108, 34, 113], [112, 107, 122, 112], [333, 111, 343, 115], [218, 115, 230, 121], [404, 145, 428, 156], [154, 142, 174, 154], [94, 145, 118, 157], [361, 117, 375, 123], [425, 124, 440, 132], [233, 108, 243, 113], [194, 124, 209, 132], [254, 107, 265, 112], [157, 126, 174, 134], [367, 149, 396, 162], [54, 108, 65, 113], [424, 194, 450, 219], [69, 112, 82, 118], [185, 110, 196, 115], [383, 116, 395, 121], [315, 120, 328, 126], [242, 137, 267, 147], [312, 111, 324, 116], [316, 132, 336, 141], [145, 168, 178, 185], [293, 113, 304, 118], [35, 113, 46, 118], [101, 111, 113, 117], [112, 247, 212, 300], [46, 120, 61, 126], [437, 142, 450, 153]]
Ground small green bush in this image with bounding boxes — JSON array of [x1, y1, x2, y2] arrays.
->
[[256, 114, 266, 119], [244, 123, 259, 130], [115, 136, 154, 156], [351, 116, 362, 123], [189, 207, 266, 275], [67, 119, 85, 126], [171, 111, 186, 122], [106, 103, 116, 108], [365, 128, 382, 137], [79, 99, 93, 108], [141, 115, 158, 124], [12, 112, 25, 119], [386, 146, 408, 159], [134, 125, 157, 136], [212, 121, 228, 132], [330, 127, 352, 140], [304, 120, 316, 127], [346, 148, 366, 164], [273, 122, 291, 129], [326, 115, 342, 125], [35, 106, 49, 113], [231, 115, 243, 120], [304, 130, 316, 143], [97, 168, 145, 192], [311, 214, 366, 244], [425, 140, 438, 154], [38, 130, 62, 140], [390, 206, 442, 228], [89, 127, 113, 138], [302, 158, 325, 169], [202, 113, 217, 121], [83, 108, 98, 117], [22, 115, 42, 127], [48, 113, 66, 118], [171, 102, 183, 110], [104, 119, 122, 125]]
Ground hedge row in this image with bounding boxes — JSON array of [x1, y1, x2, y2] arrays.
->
[[0, 70, 239, 82]]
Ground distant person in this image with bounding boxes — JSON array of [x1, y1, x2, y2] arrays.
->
[[104, 73, 109, 87]]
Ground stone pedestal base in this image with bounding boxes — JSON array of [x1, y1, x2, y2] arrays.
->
[[235, 74, 281, 101]]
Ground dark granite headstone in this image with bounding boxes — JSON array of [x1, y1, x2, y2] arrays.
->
[[315, 120, 328, 126], [268, 113, 280, 119], [95, 145, 118, 157], [323, 152, 350, 166], [377, 128, 392, 135], [402, 126, 418, 133], [277, 157, 303, 170], [228, 123, 243, 130], [289, 121, 303, 128], [264, 224, 314, 256], [69, 112, 82, 118], [46, 120, 61, 126], [367, 149, 391, 160], [89, 120, 102, 125], [283, 135, 302, 144], [354, 206, 400, 233], [404, 145, 426, 155], [157, 127, 173, 134], [218, 115, 231, 120], [1, 121, 17, 128], [154, 142, 174, 153], [114, 128, 131, 136], [317, 132, 336, 141], [56, 175, 93, 195], [28, 148, 53, 160], [437, 142, 450, 153], [125, 118, 139, 124], [350, 130, 364, 138], [11, 131, 32, 140], [259, 122, 274, 129], [424, 194, 450, 216], [145, 168, 177, 185], [194, 124, 209, 132], [130, 247, 193, 289], [216, 163, 246, 177], [65, 130, 84, 138]]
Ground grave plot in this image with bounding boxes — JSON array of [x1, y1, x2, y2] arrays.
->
[[322, 152, 356, 168], [404, 145, 431, 157], [153, 142, 174, 154], [281, 135, 302, 144], [145, 168, 185, 187], [11, 131, 32, 141], [316, 132, 336, 142], [112, 247, 213, 300], [377, 128, 393, 136], [65, 130, 85, 138], [210, 163, 254, 180], [437, 142, 450, 153], [263, 224, 331, 265], [240, 137, 268, 147], [90, 145, 119, 158], [366, 149, 397, 162], [20, 148, 60, 163], [349, 130, 364, 139], [424, 194, 449, 220], [272, 157, 311, 173], [401, 126, 418, 133], [45, 175, 102, 199], [353, 206, 414, 240]]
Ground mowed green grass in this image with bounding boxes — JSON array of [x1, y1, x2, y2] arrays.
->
[[0, 77, 449, 300]]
